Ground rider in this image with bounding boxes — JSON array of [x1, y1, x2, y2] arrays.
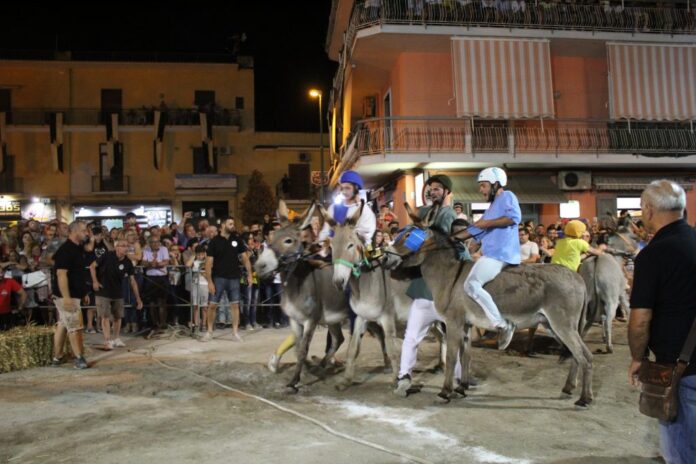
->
[[552, 220, 604, 272], [455, 167, 520, 351], [319, 170, 376, 244], [394, 174, 466, 397]]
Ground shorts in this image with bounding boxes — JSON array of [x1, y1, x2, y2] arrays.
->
[[143, 275, 169, 303], [209, 277, 240, 304], [191, 283, 209, 307], [96, 296, 125, 319], [54, 297, 84, 333]]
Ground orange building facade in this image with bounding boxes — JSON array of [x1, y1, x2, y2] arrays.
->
[[325, 1, 696, 226]]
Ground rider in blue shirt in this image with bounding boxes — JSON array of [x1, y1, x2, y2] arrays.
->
[[456, 167, 521, 350]]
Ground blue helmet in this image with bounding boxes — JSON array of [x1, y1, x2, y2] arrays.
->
[[339, 170, 364, 189]]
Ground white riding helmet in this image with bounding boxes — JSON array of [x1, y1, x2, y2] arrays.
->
[[477, 167, 508, 187]]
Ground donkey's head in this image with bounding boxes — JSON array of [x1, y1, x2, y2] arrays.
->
[[319, 201, 366, 290], [385, 203, 434, 269], [255, 200, 315, 279]]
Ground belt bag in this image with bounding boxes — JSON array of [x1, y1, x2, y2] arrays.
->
[[638, 318, 696, 422]]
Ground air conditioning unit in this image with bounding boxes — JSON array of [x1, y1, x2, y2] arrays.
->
[[218, 146, 234, 155], [299, 152, 311, 162], [558, 171, 592, 191]]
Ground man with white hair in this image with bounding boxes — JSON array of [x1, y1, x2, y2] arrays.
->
[[628, 180, 696, 464]]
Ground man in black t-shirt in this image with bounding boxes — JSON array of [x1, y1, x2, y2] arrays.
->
[[91, 239, 143, 350], [51, 221, 90, 369], [202, 217, 252, 342], [628, 180, 696, 463]]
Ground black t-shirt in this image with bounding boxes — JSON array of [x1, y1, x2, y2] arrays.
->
[[52, 239, 89, 299], [630, 219, 696, 377], [96, 251, 135, 299], [206, 233, 247, 279], [94, 240, 109, 260]]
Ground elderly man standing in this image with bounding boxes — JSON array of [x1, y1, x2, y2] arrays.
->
[[628, 180, 696, 464]]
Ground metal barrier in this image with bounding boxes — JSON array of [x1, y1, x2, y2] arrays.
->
[[5, 264, 284, 332]]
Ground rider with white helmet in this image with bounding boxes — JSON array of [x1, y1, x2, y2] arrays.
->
[[456, 167, 521, 350]]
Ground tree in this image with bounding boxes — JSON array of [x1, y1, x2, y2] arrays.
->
[[241, 170, 275, 226]]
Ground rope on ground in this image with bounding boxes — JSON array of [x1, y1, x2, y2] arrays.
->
[[133, 347, 433, 464]]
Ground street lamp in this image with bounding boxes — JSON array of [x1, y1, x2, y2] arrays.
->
[[309, 88, 325, 204]]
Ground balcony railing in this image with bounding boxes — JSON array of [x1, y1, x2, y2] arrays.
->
[[353, 0, 695, 34], [91, 176, 129, 193], [5, 108, 241, 127], [350, 117, 696, 157]]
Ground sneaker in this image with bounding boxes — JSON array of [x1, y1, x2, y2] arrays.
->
[[273, 322, 281, 329], [252, 324, 262, 330], [112, 338, 126, 348], [244, 324, 253, 331], [200, 332, 213, 342], [85, 328, 97, 334], [393, 374, 412, 397], [231, 333, 244, 342], [51, 355, 65, 367], [268, 353, 280, 373], [497, 320, 516, 351], [104, 340, 114, 350], [74, 356, 88, 369]]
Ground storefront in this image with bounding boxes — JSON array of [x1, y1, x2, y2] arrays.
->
[[73, 204, 172, 229]]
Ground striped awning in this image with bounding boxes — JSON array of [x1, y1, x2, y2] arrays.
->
[[607, 43, 696, 121], [451, 37, 554, 119]]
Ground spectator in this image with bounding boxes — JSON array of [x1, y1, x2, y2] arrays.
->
[[18, 232, 34, 257], [202, 217, 252, 342], [142, 236, 170, 330], [82, 239, 99, 334], [186, 245, 209, 332], [241, 233, 260, 330], [519, 228, 540, 263], [124, 212, 140, 234], [51, 220, 89, 370], [453, 202, 468, 221], [0, 271, 27, 330], [91, 239, 143, 350], [92, 226, 109, 260], [628, 180, 696, 464]]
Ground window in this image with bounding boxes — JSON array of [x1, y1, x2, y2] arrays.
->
[[101, 89, 122, 125], [194, 90, 216, 109], [288, 163, 310, 199], [235, 97, 245, 110], [559, 201, 581, 219], [193, 147, 217, 174]]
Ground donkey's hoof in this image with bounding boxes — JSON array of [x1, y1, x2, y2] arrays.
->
[[574, 398, 592, 410], [285, 384, 300, 394], [561, 388, 573, 398], [437, 391, 452, 403], [335, 379, 351, 391], [454, 385, 468, 397], [606, 345, 614, 354]]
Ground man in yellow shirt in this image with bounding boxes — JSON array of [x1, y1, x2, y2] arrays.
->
[[551, 220, 603, 272]]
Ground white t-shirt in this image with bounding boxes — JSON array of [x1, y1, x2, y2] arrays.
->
[[520, 240, 540, 262]]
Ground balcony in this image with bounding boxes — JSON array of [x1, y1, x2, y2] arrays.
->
[[5, 108, 241, 127], [91, 176, 129, 194], [351, 0, 695, 35], [349, 117, 696, 157]]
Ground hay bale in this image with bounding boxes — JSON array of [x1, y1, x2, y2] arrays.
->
[[0, 325, 64, 373]]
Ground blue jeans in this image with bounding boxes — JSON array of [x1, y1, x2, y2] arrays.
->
[[659, 375, 696, 464]]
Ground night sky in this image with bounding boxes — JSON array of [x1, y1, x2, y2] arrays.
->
[[0, 3, 337, 132]]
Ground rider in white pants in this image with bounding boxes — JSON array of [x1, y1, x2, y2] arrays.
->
[[458, 167, 522, 350], [398, 298, 461, 383]]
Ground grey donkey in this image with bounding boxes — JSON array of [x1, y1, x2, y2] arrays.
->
[[387, 204, 594, 408], [254, 201, 349, 392], [319, 203, 413, 390]]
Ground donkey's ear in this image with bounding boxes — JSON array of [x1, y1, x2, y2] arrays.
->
[[277, 200, 290, 225], [298, 201, 316, 230], [404, 202, 421, 226], [318, 204, 337, 228], [345, 200, 364, 227]]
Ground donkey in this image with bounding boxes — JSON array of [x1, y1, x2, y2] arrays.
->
[[578, 253, 628, 354], [320, 204, 413, 390], [254, 202, 349, 392], [387, 205, 594, 408]]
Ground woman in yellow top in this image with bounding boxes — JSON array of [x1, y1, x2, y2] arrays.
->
[[551, 220, 603, 272]]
